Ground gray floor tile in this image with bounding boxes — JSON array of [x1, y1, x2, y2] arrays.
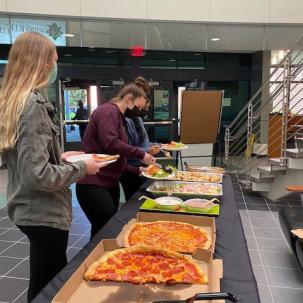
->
[[73, 215, 90, 225], [250, 218, 278, 228], [252, 265, 267, 284], [246, 238, 258, 250], [67, 247, 81, 262], [0, 277, 28, 302], [253, 226, 283, 240], [72, 235, 90, 249], [249, 249, 262, 266], [0, 218, 14, 228], [240, 217, 250, 227], [271, 286, 303, 303], [243, 225, 254, 238], [239, 210, 248, 217], [67, 234, 81, 247], [12, 291, 27, 303], [0, 227, 9, 235], [0, 230, 25, 242], [257, 284, 274, 303], [237, 203, 246, 210], [271, 211, 280, 221], [69, 223, 90, 235], [256, 238, 290, 252], [0, 256, 21, 275], [1, 243, 29, 258], [0, 209, 7, 217], [0, 241, 13, 254], [8, 259, 29, 279], [260, 250, 299, 269], [247, 210, 273, 220], [265, 267, 303, 288], [245, 197, 267, 204]]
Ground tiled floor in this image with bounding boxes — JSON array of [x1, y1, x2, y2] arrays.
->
[[0, 168, 303, 302], [231, 173, 303, 303]]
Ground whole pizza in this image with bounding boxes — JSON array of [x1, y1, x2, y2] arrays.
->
[[84, 245, 207, 284], [124, 220, 212, 253]]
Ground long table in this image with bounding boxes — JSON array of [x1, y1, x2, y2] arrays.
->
[[34, 175, 260, 303]]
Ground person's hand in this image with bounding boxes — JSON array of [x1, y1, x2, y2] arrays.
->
[[84, 158, 109, 175], [139, 167, 147, 175], [142, 153, 156, 165], [61, 151, 84, 162], [148, 145, 161, 156]]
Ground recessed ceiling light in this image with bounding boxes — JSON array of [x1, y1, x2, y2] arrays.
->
[[194, 53, 202, 56], [211, 38, 220, 41], [169, 59, 176, 62], [64, 33, 75, 37], [64, 54, 72, 57]]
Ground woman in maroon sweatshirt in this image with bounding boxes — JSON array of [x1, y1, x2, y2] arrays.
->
[[76, 84, 155, 238]]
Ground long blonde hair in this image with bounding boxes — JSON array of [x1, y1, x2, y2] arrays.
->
[[0, 32, 56, 152]]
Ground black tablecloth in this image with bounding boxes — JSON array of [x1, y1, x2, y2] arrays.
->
[[34, 175, 260, 303]]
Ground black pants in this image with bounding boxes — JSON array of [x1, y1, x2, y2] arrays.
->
[[17, 225, 68, 302], [120, 171, 146, 201], [76, 184, 120, 238]]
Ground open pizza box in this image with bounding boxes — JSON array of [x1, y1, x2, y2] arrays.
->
[[52, 239, 223, 303], [117, 212, 216, 255], [291, 229, 303, 239]]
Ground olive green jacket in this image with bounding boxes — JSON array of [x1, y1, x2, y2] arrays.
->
[[1, 91, 86, 230]]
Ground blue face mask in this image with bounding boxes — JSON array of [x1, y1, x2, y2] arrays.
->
[[49, 62, 57, 84]]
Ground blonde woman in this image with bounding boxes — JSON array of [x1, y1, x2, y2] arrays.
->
[[0, 32, 106, 302]]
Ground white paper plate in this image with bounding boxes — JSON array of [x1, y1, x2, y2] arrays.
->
[[66, 154, 118, 165], [161, 145, 189, 151], [141, 171, 175, 180]]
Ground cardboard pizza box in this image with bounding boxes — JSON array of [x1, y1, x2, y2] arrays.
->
[[291, 229, 303, 239], [117, 212, 216, 255], [52, 239, 223, 303]]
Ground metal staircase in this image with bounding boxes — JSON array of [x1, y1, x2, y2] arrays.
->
[[225, 33, 303, 200]]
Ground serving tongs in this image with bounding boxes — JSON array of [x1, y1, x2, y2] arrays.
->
[[152, 292, 239, 303]]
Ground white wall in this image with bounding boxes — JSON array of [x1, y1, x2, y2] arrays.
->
[[1, 0, 303, 24]]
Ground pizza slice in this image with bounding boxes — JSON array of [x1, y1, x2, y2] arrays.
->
[[124, 221, 212, 253], [84, 245, 207, 284], [92, 154, 120, 162]]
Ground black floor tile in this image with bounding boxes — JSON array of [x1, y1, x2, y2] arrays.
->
[[1, 243, 29, 258], [0, 217, 14, 228], [0, 256, 21, 275], [244, 197, 267, 204], [0, 229, 25, 242], [246, 204, 269, 211], [271, 286, 303, 303], [237, 203, 246, 210], [0, 277, 28, 302], [8, 259, 29, 279]]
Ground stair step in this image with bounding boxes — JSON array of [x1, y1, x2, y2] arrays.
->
[[252, 181, 271, 192], [269, 158, 285, 165], [250, 173, 275, 183], [258, 165, 286, 173], [286, 148, 303, 158]]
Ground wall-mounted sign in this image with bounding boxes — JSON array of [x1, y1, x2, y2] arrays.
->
[[130, 45, 145, 57], [0, 17, 66, 46]]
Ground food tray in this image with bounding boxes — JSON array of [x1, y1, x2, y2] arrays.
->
[[146, 181, 223, 198], [170, 171, 223, 183]]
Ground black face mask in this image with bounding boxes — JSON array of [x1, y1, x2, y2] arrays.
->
[[139, 109, 149, 119], [125, 106, 141, 119]]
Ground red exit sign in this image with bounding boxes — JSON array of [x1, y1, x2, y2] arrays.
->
[[130, 45, 145, 57]]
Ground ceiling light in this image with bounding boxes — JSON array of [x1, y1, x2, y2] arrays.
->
[[211, 38, 220, 41], [64, 54, 72, 57], [169, 59, 176, 62], [194, 53, 202, 56], [64, 33, 75, 37]]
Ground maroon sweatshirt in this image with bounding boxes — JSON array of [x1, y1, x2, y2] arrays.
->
[[78, 102, 145, 187]]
